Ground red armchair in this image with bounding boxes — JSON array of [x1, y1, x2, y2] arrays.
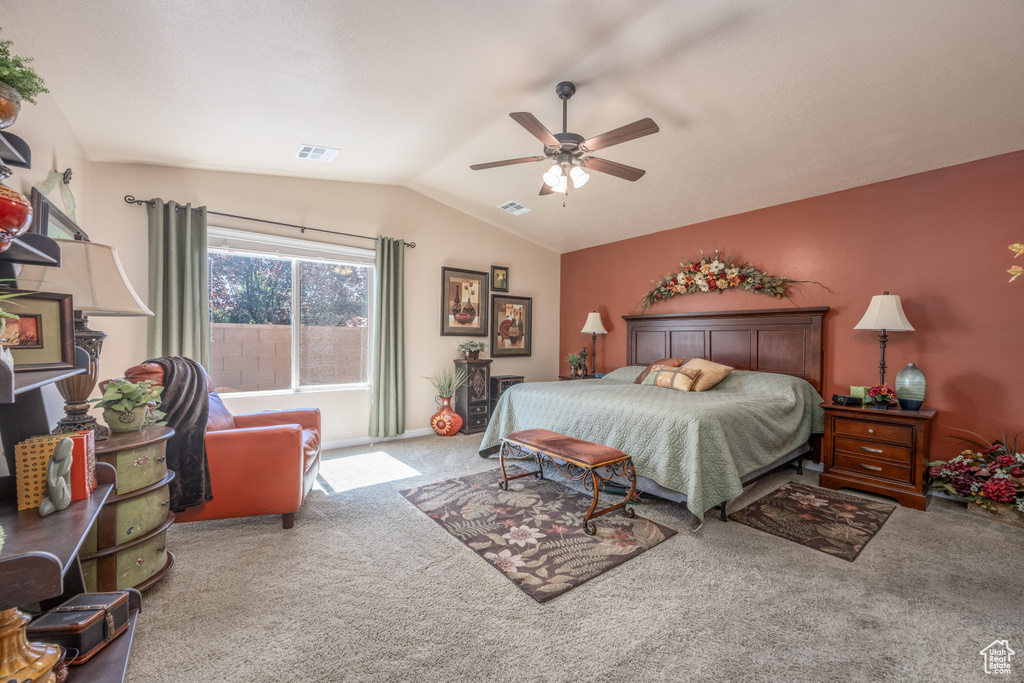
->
[[123, 362, 321, 528]]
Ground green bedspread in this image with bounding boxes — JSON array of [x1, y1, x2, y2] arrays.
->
[[480, 366, 825, 521]]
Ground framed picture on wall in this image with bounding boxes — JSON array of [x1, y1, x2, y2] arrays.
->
[[441, 267, 489, 336], [491, 294, 532, 357], [29, 188, 90, 241], [491, 265, 509, 292], [1, 290, 76, 372]]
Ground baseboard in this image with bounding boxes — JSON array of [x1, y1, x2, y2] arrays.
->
[[321, 427, 434, 451]]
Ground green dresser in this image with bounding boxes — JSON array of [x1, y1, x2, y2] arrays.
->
[[80, 426, 176, 592]]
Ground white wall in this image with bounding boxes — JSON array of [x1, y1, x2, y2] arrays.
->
[[86, 163, 560, 444]]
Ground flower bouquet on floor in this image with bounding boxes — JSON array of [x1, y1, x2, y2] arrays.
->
[[863, 384, 897, 409], [928, 430, 1024, 527]]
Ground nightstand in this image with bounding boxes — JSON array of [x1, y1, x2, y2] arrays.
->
[[490, 375, 523, 414], [818, 401, 936, 510]]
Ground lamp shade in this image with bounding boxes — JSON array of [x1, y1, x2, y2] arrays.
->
[[17, 239, 153, 317], [853, 293, 914, 332], [581, 311, 607, 335]]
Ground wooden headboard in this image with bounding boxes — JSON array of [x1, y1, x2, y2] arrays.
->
[[623, 307, 829, 391]]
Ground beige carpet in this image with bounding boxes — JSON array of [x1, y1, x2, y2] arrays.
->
[[128, 434, 1021, 682]]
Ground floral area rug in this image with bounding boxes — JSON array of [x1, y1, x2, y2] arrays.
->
[[399, 467, 677, 602], [728, 482, 896, 562]]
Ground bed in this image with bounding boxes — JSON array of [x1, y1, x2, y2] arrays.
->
[[479, 307, 829, 522]]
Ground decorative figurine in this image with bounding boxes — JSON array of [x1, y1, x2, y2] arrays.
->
[[578, 347, 588, 377], [39, 438, 73, 517]]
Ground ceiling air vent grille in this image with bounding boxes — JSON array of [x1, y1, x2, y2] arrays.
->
[[296, 145, 339, 162], [498, 201, 531, 216]]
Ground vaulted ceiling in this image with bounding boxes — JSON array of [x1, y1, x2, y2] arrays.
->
[[3, 0, 1023, 252]]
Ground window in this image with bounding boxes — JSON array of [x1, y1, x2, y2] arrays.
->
[[207, 227, 375, 394]]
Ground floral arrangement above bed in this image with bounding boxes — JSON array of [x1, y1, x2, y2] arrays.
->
[[640, 251, 821, 309], [928, 431, 1023, 513], [1008, 243, 1022, 283]]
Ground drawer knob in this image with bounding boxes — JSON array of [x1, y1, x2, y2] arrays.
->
[[161, 500, 170, 507], [157, 546, 166, 553], [860, 446, 884, 454], [867, 428, 874, 434], [157, 456, 167, 463], [859, 463, 883, 472], [125, 526, 134, 535]]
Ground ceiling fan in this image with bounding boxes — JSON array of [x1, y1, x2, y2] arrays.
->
[[470, 81, 659, 196]]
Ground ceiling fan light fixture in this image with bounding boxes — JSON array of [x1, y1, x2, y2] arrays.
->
[[552, 175, 568, 194], [542, 164, 563, 188], [570, 165, 590, 188]]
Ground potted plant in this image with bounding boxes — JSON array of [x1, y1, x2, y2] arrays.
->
[[456, 340, 486, 360], [0, 30, 49, 129], [425, 368, 468, 436], [863, 384, 897, 409], [567, 352, 581, 377], [928, 430, 1023, 527], [92, 378, 166, 433]]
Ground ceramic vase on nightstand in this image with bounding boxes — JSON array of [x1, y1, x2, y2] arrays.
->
[[895, 363, 926, 410]]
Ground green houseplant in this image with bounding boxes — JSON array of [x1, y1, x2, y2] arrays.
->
[[0, 29, 49, 128], [566, 352, 581, 377], [425, 368, 468, 436], [456, 339, 487, 359], [93, 378, 166, 433]]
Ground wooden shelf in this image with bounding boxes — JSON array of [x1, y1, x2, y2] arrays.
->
[[0, 232, 60, 266]]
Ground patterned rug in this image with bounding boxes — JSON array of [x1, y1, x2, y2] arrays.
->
[[728, 482, 896, 562], [400, 467, 677, 602]]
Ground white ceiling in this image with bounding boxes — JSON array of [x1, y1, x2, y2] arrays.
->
[[2, 0, 1023, 253]]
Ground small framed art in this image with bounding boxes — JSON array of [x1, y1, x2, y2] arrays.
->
[[491, 295, 532, 357], [491, 265, 509, 293], [0, 290, 76, 372], [441, 267, 489, 336]]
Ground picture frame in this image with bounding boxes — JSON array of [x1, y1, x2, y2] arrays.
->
[[441, 267, 488, 336], [2, 290, 76, 372], [1, 314, 43, 349], [29, 187, 90, 241], [491, 294, 532, 357], [491, 265, 509, 293]]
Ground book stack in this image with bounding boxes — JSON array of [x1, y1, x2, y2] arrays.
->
[[14, 431, 97, 510]]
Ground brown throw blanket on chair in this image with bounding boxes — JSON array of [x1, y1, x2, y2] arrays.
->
[[148, 356, 213, 512]]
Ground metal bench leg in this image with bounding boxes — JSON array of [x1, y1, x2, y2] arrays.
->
[[719, 501, 728, 522]]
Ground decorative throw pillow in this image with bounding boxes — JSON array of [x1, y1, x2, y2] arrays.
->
[[650, 366, 703, 392], [634, 358, 685, 384], [681, 358, 734, 392], [639, 364, 675, 385]]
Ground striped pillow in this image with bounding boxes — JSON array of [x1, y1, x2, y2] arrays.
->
[[643, 365, 703, 392]]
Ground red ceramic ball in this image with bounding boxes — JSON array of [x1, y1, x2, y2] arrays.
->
[[0, 184, 32, 252]]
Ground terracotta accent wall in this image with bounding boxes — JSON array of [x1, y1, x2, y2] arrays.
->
[[561, 151, 1024, 459]]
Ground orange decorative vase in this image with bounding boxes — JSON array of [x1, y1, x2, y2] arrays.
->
[[0, 173, 32, 253], [430, 396, 462, 436]]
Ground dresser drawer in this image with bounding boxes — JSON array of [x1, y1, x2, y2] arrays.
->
[[468, 416, 488, 429], [81, 527, 171, 592], [833, 453, 913, 484], [469, 403, 488, 416], [834, 436, 912, 465], [833, 417, 913, 445], [98, 443, 168, 495]]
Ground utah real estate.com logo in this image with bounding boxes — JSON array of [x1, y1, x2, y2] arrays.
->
[[980, 640, 1014, 675]]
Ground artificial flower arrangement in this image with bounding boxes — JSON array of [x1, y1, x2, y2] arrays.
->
[[1008, 242, 1023, 283], [640, 250, 822, 309], [456, 340, 487, 353], [863, 384, 897, 407], [928, 430, 1023, 514]]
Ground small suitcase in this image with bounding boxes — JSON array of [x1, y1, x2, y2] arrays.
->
[[27, 589, 140, 665]]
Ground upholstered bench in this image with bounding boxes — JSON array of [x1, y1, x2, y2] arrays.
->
[[499, 428, 637, 535]]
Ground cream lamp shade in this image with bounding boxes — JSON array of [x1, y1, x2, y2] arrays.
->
[[853, 293, 914, 332], [580, 311, 608, 335], [17, 240, 153, 317]]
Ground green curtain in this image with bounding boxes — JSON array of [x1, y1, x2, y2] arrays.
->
[[369, 236, 405, 437], [146, 199, 210, 368]]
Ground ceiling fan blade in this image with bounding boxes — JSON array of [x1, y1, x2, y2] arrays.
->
[[581, 118, 659, 152], [584, 157, 646, 182], [510, 112, 559, 146], [539, 183, 554, 196], [470, 156, 547, 171]]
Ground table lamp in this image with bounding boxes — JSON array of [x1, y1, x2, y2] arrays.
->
[[17, 239, 153, 439], [580, 310, 607, 377], [853, 291, 914, 386]]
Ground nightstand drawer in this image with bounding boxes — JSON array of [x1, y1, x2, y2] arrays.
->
[[469, 403, 488, 416], [833, 417, 913, 444], [833, 453, 913, 484], [834, 436, 912, 465], [468, 416, 488, 429]]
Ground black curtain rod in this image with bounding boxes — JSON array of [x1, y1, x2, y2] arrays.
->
[[123, 195, 416, 248]]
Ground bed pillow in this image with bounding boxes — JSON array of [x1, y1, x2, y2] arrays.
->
[[646, 365, 702, 392], [681, 358, 734, 391], [633, 358, 685, 384]]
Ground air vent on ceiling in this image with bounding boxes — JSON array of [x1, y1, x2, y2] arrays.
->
[[296, 144, 339, 162], [498, 201, 531, 216]]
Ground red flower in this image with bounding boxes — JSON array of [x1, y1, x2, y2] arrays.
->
[[708, 280, 717, 291], [655, 293, 663, 299], [996, 454, 1016, 467], [928, 466, 943, 478], [738, 274, 748, 281], [981, 478, 1018, 503], [1011, 468, 1023, 478], [754, 284, 763, 290], [670, 278, 678, 285]]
